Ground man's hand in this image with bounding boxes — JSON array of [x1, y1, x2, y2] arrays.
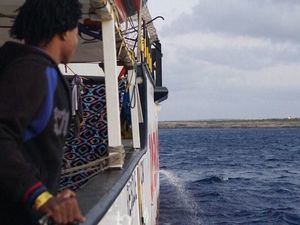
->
[[38, 189, 85, 225]]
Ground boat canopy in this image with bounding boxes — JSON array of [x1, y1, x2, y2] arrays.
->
[[0, 0, 157, 65]]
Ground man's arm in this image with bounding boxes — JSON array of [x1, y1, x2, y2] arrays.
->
[[0, 60, 84, 224], [0, 59, 48, 206]]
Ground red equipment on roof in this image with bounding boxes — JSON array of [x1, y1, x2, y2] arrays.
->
[[114, 0, 147, 22]]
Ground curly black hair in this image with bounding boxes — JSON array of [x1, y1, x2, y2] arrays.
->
[[10, 0, 82, 46]]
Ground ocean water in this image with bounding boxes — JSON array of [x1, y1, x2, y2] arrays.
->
[[158, 128, 300, 225]]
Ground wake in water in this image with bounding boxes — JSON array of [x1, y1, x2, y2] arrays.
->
[[160, 169, 204, 225], [159, 128, 300, 225]]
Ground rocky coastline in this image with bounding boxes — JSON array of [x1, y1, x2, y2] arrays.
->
[[159, 118, 300, 129]]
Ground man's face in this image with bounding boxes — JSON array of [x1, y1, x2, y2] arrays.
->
[[61, 27, 79, 63]]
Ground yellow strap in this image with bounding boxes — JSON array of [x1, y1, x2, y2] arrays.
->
[[33, 192, 53, 210]]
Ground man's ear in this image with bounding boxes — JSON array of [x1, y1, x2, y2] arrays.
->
[[59, 32, 66, 41]]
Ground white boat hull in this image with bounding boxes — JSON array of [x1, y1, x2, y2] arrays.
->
[[98, 72, 160, 225]]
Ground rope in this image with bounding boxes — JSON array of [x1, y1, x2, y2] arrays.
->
[[61, 145, 126, 176], [128, 68, 137, 109], [0, 13, 15, 18], [108, 145, 125, 168], [61, 155, 109, 175]]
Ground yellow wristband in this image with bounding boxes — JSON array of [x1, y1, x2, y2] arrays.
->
[[33, 191, 53, 210]]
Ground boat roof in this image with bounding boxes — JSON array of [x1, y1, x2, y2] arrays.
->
[[0, 0, 158, 66]]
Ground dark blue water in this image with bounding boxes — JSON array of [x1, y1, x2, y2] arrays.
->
[[159, 128, 300, 225]]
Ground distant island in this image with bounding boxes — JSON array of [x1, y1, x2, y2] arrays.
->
[[159, 118, 300, 129]]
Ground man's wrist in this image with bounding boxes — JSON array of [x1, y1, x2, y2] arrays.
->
[[33, 191, 53, 210]]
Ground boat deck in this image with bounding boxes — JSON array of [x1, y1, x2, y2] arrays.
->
[[76, 140, 145, 225]]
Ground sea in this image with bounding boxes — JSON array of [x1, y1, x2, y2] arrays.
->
[[158, 128, 300, 225]]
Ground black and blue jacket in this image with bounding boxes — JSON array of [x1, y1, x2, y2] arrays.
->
[[0, 42, 71, 225]]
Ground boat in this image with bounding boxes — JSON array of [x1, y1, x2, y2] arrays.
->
[[0, 0, 168, 224]]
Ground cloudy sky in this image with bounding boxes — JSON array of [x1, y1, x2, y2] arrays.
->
[[147, 0, 300, 121]]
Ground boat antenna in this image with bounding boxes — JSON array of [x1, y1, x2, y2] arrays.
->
[[122, 16, 165, 35]]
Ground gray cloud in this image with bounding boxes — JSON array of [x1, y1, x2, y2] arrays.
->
[[160, 60, 300, 120], [162, 30, 300, 70], [180, 42, 300, 70], [162, 0, 300, 43], [155, 0, 300, 120], [159, 43, 300, 120]]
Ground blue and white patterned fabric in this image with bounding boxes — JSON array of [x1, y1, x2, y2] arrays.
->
[[59, 78, 127, 191]]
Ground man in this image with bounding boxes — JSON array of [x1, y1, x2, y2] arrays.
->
[[0, 0, 85, 224]]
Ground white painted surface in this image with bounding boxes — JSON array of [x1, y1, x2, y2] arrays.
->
[[102, 17, 122, 147], [146, 79, 159, 225], [140, 150, 152, 224], [97, 73, 160, 225], [58, 63, 105, 77], [128, 69, 141, 149], [98, 168, 141, 225]]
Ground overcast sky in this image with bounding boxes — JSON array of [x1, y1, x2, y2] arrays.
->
[[147, 0, 300, 121]]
